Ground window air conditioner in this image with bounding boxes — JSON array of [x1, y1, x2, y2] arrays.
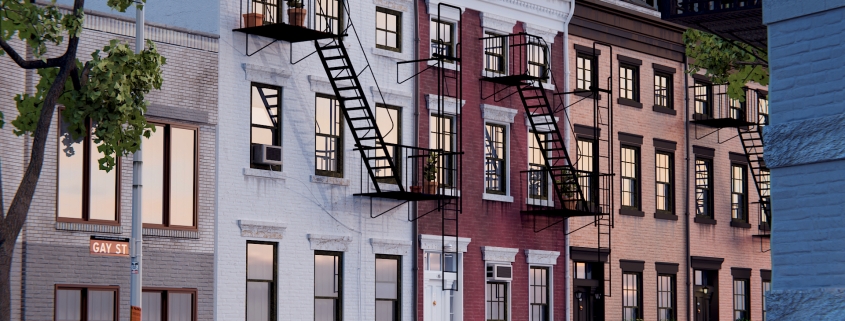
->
[[487, 264, 513, 281], [252, 144, 283, 166]]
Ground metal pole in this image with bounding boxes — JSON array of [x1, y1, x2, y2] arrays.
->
[[129, 2, 144, 321]]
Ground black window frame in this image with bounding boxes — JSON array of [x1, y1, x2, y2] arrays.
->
[[315, 94, 344, 178], [762, 279, 771, 321], [655, 151, 674, 214], [758, 96, 769, 126], [430, 19, 454, 59], [529, 266, 549, 321], [577, 139, 596, 203], [729, 98, 746, 121], [374, 104, 402, 184], [375, 254, 402, 321], [619, 64, 639, 101], [142, 122, 199, 229], [695, 158, 714, 219], [430, 113, 456, 188], [657, 274, 676, 321], [576, 54, 594, 91], [733, 278, 750, 321], [486, 281, 509, 321], [654, 72, 673, 109], [247, 241, 277, 321], [621, 145, 640, 210], [527, 41, 549, 82], [142, 288, 198, 321], [250, 83, 283, 171], [622, 272, 642, 321], [528, 131, 549, 200], [731, 164, 748, 223], [315, 0, 344, 35], [56, 112, 121, 224], [694, 81, 712, 116], [484, 123, 507, 195], [375, 7, 402, 52], [315, 251, 344, 321], [484, 32, 507, 74], [54, 285, 119, 321]]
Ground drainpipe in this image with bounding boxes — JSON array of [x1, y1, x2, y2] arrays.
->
[[562, 1, 575, 321], [412, 0, 420, 320], [683, 54, 691, 321]]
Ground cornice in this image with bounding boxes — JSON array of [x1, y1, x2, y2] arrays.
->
[[480, 0, 571, 20], [371, 238, 413, 256], [524, 23, 559, 44], [526, 249, 561, 265], [481, 104, 518, 124], [239, 220, 287, 239], [371, 86, 413, 107], [243, 63, 290, 87], [482, 246, 519, 263], [426, 94, 465, 115], [420, 234, 471, 253], [308, 234, 353, 252], [480, 12, 517, 33]]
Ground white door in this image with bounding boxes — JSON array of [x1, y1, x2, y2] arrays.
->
[[424, 278, 456, 321]]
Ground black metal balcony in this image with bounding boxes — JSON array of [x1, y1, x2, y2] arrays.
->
[[690, 85, 764, 128], [657, 0, 765, 47], [479, 33, 551, 86], [234, 0, 343, 43], [520, 169, 612, 218], [354, 143, 461, 201]]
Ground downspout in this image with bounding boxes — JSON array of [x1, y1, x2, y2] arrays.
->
[[683, 54, 691, 321], [562, 1, 575, 321], [412, 0, 420, 320]]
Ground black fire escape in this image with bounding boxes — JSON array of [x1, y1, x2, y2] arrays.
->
[[480, 34, 615, 296], [657, 0, 765, 48]]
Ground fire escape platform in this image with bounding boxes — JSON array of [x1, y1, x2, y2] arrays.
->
[[691, 114, 756, 128], [354, 191, 459, 201], [233, 23, 340, 43], [522, 202, 603, 218], [481, 74, 547, 86]]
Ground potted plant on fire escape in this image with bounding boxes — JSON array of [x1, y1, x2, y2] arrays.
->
[[423, 152, 439, 194], [287, 0, 306, 27], [557, 169, 580, 211]]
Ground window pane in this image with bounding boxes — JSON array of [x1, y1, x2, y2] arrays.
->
[[169, 293, 193, 321], [58, 122, 84, 219], [376, 258, 398, 299], [142, 125, 165, 224], [248, 243, 274, 280], [375, 300, 394, 321], [142, 292, 163, 321], [315, 254, 339, 298], [247, 282, 270, 321], [56, 289, 82, 321], [169, 127, 196, 226], [251, 86, 275, 127], [87, 290, 115, 321], [426, 252, 441, 271], [89, 139, 117, 221], [252, 127, 275, 146], [315, 298, 336, 321]]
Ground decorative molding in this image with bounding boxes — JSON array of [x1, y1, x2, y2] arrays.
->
[[598, 0, 660, 17], [419, 234, 471, 253], [238, 220, 287, 239], [371, 238, 412, 255], [243, 168, 286, 180], [143, 228, 199, 239], [482, 246, 519, 263], [308, 234, 353, 252], [526, 249, 560, 265], [370, 86, 412, 107], [311, 175, 351, 186], [426, 94, 465, 115], [524, 23, 559, 44], [525, 113, 559, 132], [309, 75, 335, 94], [56, 222, 122, 234], [424, 0, 464, 21], [481, 104, 518, 124], [483, 193, 514, 203], [479, 0, 571, 20], [243, 63, 291, 86], [373, 0, 412, 12], [480, 12, 517, 33]]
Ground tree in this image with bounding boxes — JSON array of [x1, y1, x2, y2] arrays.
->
[[0, 1, 165, 319], [684, 29, 769, 101]]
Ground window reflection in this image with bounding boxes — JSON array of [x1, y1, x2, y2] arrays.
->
[[142, 125, 165, 225]]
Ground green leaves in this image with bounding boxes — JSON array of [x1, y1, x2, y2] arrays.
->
[[107, 0, 145, 12], [684, 29, 769, 101], [0, 0, 76, 60]]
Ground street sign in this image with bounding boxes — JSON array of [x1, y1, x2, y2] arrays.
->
[[89, 236, 130, 257]]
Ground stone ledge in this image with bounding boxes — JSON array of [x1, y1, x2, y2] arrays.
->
[[309, 234, 353, 252], [525, 249, 560, 265], [143, 228, 199, 239], [482, 193, 514, 203], [243, 63, 291, 86], [244, 168, 286, 180], [371, 47, 406, 60], [482, 246, 519, 263], [481, 104, 518, 124], [56, 222, 123, 234], [239, 220, 286, 239], [310, 175, 350, 186], [371, 238, 412, 255]]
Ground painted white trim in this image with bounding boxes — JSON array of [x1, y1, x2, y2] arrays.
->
[[426, 94, 465, 115], [371, 238, 412, 255], [481, 104, 518, 124], [483, 193, 514, 203], [243, 63, 291, 86], [243, 168, 286, 180], [238, 220, 287, 239], [525, 197, 554, 207], [371, 47, 406, 60], [310, 175, 351, 186], [420, 234, 472, 253], [371, 86, 413, 107], [308, 234, 353, 251], [482, 246, 519, 263], [480, 12, 517, 33], [527, 264, 555, 321], [523, 23, 558, 45], [525, 249, 561, 265], [483, 106, 515, 200], [308, 75, 334, 94]]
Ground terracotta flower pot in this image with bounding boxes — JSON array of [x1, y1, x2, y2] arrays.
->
[[425, 181, 438, 194], [410, 186, 422, 193], [288, 8, 307, 27], [242, 13, 264, 28]]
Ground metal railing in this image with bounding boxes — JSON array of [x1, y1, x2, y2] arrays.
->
[[480, 33, 551, 82], [239, 0, 343, 34], [691, 84, 767, 127], [660, 0, 762, 16], [521, 169, 613, 216], [358, 143, 462, 196]]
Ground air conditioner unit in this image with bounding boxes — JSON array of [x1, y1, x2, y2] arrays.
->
[[486, 264, 513, 281], [252, 144, 283, 166]]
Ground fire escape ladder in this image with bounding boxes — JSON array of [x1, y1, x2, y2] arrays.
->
[[315, 40, 403, 193], [739, 125, 771, 236], [519, 85, 587, 210]]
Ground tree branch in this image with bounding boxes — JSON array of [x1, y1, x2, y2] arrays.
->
[[0, 36, 66, 69], [735, 61, 768, 67], [0, 158, 5, 222]]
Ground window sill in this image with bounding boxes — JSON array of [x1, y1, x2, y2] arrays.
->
[[56, 221, 123, 234], [371, 47, 404, 60], [427, 59, 460, 71], [574, 90, 600, 100], [619, 208, 645, 217], [482, 70, 507, 79], [617, 97, 643, 108], [483, 193, 514, 203], [694, 215, 717, 225], [243, 168, 285, 180], [730, 220, 752, 229], [311, 175, 350, 186], [526, 198, 554, 207], [142, 227, 199, 239], [652, 105, 677, 115], [654, 212, 678, 221]]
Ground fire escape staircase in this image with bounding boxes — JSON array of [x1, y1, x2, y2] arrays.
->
[[740, 126, 771, 238]]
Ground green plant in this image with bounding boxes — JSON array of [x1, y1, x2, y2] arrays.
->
[[555, 169, 579, 195], [286, 0, 304, 8], [424, 152, 439, 181], [684, 29, 768, 102]]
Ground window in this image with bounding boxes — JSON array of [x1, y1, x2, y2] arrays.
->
[[733, 279, 750, 320], [528, 131, 549, 200], [142, 289, 196, 321], [527, 42, 548, 81], [529, 267, 549, 321], [760, 168, 771, 226], [315, 252, 343, 321], [729, 99, 745, 121], [430, 114, 456, 187], [316, 0, 342, 35], [251, 84, 282, 170], [375, 104, 401, 183], [247, 242, 276, 321], [621, 146, 639, 209], [574, 262, 592, 279], [142, 123, 197, 228], [250, 0, 280, 24], [316, 95, 343, 177], [694, 81, 712, 116], [57, 115, 119, 222], [55, 286, 117, 321], [484, 124, 507, 194], [375, 255, 400, 321], [758, 96, 769, 126], [655, 152, 673, 213], [486, 282, 508, 321], [654, 73, 672, 109], [424, 251, 456, 273], [657, 274, 676, 321], [576, 55, 593, 90], [620, 65, 639, 101], [695, 159, 713, 218], [731, 164, 747, 222], [430, 20, 454, 58], [484, 33, 506, 73], [622, 273, 641, 321], [376, 8, 401, 52], [762, 280, 771, 321], [577, 139, 595, 203]]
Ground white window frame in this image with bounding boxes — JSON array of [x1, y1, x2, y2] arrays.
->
[[525, 249, 559, 321], [421, 234, 470, 321], [481, 104, 517, 202], [481, 246, 518, 321], [479, 12, 516, 79]]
